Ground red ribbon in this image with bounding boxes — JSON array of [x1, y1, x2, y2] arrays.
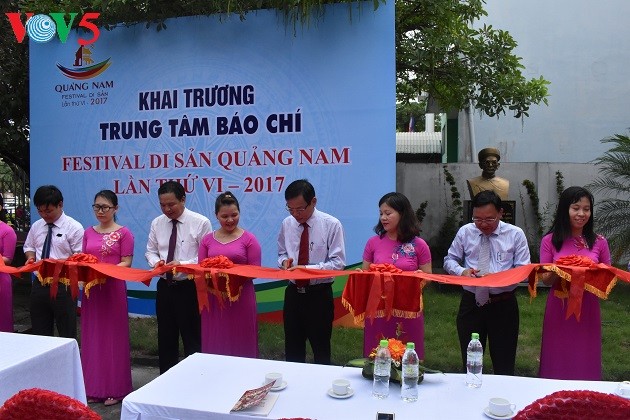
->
[[541, 255, 602, 321], [1, 257, 628, 320]]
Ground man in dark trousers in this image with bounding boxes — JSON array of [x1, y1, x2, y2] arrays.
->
[[278, 179, 346, 364], [145, 181, 212, 373], [444, 190, 530, 375], [23, 185, 84, 338]]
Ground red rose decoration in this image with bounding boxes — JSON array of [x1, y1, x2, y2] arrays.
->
[[514, 390, 630, 419], [0, 388, 100, 419]]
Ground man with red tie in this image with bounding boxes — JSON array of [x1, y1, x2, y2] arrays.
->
[[278, 179, 346, 364], [145, 181, 212, 374]]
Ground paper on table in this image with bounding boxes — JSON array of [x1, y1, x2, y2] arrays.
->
[[230, 381, 279, 417]]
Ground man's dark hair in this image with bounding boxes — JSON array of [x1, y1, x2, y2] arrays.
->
[[471, 190, 502, 211], [33, 185, 63, 207], [284, 179, 315, 204], [158, 181, 185, 200]]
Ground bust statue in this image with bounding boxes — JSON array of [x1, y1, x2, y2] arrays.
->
[[467, 147, 510, 200]]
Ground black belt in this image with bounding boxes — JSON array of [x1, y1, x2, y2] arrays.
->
[[160, 278, 187, 287], [465, 290, 515, 304], [288, 282, 332, 294], [488, 291, 515, 303]]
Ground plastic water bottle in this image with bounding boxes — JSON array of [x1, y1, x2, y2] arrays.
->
[[401, 342, 419, 402], [372, 339, 391, 399], [466, 332, 483, 388]]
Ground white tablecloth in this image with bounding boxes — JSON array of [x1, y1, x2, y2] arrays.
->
[[0, 332, 86, 405], [122, 353, 623, 420]]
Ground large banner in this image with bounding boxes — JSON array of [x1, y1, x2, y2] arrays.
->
[[29, 2, 395, 315]]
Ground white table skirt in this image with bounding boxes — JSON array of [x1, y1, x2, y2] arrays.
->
[[0, 332, 87, 405], [122, 353, 622, 420]]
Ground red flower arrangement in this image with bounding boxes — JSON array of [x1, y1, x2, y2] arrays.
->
[[0, 388, 100, 419], [514, 390, 630, 419], [368, 338, 407, 368]]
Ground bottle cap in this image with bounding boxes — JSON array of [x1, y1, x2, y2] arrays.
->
[[380, 339, 389, 347], [471, 333, 479, 340], [406, 342, 415, 349]]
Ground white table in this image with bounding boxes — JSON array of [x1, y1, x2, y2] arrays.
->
[[0, 332, 87, 405], [121, 353, 623, 420]]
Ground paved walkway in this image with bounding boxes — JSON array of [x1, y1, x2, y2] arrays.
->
[[11, 279, 159, 419]]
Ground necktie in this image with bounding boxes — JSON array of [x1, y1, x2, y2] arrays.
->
[[166, 219, 178, 282], [475, 234, 491, 306], [296, 223, 309, 288], [41, 223, 54, 260]]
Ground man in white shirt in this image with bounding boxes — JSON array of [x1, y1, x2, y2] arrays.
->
[[278, 179, 346, 364], [444, 190, 530, 375], [23, 185, 83, 338], [145, 181, 212, 374]]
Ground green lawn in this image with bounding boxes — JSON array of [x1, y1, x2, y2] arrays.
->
[[129, 281, 630, 381]]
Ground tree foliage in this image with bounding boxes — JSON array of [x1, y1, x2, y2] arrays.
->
[[1, 0, 549, 181], [396, 0, 549, 118], [587, 134, 630, 263], [0, 0, 30, 178]]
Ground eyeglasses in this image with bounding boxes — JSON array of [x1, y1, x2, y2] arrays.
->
[[92, 204, 114, 213], [472, 217, 498, 224], [37, 206, 58, 215], [286, 203, 310, 215]]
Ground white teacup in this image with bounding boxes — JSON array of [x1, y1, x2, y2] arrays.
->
[[619, 381, 630, 396], [264, 372, 283, 388], [332, 378, 350, 396], [488, 397, 516, 417]]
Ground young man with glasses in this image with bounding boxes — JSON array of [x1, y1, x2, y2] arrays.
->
[[443, 190, 530, 375], [277, 179, 346, 364], [23, 185, 84, 338]]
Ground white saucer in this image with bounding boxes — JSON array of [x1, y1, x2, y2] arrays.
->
[[483, 407, 514, 419], [614, 388, 630, 399], [268, 381, 288, 391], [327, 388, 354, 399]]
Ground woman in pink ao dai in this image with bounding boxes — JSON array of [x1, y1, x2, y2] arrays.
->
[[81, 190, 133, 406], [198, 191, 261, 357]]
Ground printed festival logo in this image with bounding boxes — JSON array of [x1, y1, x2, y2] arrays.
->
[[57, 44, 111, 80]]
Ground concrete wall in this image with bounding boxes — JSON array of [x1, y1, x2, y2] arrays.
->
[[397, 162, 601, 257], [470, 0, 630, 163]]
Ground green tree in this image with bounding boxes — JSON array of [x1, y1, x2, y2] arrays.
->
[[0, 0, 30, 180], [2, 0, 549, 181], [396, 0, 549, 118], [588, 133, 630, 263]]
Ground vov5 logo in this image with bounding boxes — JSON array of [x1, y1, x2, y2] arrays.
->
[[5, 12, 100, 45]]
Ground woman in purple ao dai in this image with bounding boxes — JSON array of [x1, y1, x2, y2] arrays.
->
[[362, 192, 432, 358], [81, 190, 134, 406], [198, 191, 261, 358], [0, 195, 17, 332], [539, 187, 610, 380]]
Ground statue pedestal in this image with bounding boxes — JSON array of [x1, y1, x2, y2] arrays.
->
[[463, 200, 516, 225]]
